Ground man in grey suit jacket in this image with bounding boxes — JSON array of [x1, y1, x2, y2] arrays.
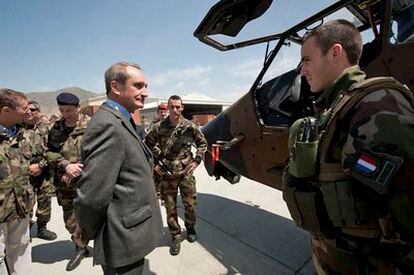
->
[[74, 62, 163, 274]]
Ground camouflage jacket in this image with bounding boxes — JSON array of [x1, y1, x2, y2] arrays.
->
[[145, 116, 207, 175], [315, 66, 413, 240], [45, 114, 90, 188], [24, 121, 49, 162], [315, 66, 414, 169], [24, 122, 52, 188], [0, 128, 36, 222], [337, 67, 414, 240]]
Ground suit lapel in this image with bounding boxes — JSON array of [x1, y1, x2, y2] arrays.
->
[[120, 115, 141, 141], [101, 104, 140, 141], [101, 104, 153, 163], [120, 115, 153, 161]]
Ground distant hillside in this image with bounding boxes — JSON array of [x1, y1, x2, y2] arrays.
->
[[26, 87, 103, 116]]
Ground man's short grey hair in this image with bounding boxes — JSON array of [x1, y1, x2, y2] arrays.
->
[[105, 62, 142, 94]]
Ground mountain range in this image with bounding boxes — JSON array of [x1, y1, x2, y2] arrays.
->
[[26, 87, 103, 116]]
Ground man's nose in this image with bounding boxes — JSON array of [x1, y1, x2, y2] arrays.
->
[[141, 87, 148, 97], [300, 66, 306, 76]]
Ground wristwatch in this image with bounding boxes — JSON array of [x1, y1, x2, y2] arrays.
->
[[194, 155, 202, 164], [38, 159, 48, 169]]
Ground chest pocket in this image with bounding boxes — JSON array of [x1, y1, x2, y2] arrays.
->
[[287, 117, 319, 178], [6, 144, 30, 178], [168, 130, 189, 153], [180, 134, 193, 146], [19, 139, 32, 159]]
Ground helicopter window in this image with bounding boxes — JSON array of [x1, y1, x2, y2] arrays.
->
[[389, 0, 414, 44], [255, 69, 299, 126], [252, 3, 372, 128], [254, 68, 314, 127], [253, 39, 317, 127]]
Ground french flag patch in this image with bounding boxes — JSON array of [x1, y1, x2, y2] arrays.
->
[[355, 155, 377, 173]]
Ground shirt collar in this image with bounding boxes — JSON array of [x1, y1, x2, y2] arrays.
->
[[0, 123, 18, 138], [0, 124, 7, 136], [165, 115, 185, 127], [104, 99, 131, 120], [313, 65, 366, 115]]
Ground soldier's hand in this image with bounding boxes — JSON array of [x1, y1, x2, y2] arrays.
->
[[154, 164, 164, 176], [61, 172, 74, 185], [187, 161, 199, 175], [65, 163, 83, 178], [29, 163, 42, 177]]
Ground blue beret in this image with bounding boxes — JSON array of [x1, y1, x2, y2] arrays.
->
[[56, 92, 80, 106]]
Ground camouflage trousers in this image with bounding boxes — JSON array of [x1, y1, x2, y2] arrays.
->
[[56, 186, 88, 248], [310, 234, 405, 274], [161, 175, 197, 237], [30, 177, 55, 228]]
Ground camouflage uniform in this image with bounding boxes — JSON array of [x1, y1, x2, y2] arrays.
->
[[0, 126, 36, 274], [283, 66, 414, 274], [25, 121, 55, 229], [0, 128, 35, 223], [149, 117, 163, 198], [145, 116, 207, 237], [45, 114, 90, 247]]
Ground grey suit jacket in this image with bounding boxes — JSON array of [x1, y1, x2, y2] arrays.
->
[[74, 104, 163, 268]]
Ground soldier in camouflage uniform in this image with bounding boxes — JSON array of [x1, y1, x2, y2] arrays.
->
[[283, 20, 414, 274], [0, 89, 36, 274], [45, 92, 90, 271], [146, 95, 207, 256], [151, 103, 169, 199], [23, 100, 57, 241]]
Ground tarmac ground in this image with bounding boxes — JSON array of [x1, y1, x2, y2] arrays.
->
[[31, 166, 314, 275]]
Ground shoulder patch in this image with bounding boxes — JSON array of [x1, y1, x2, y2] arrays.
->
[[344, 150, 403, 194]]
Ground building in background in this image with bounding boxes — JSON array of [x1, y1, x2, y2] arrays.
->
[[81, 95, 233, 126]]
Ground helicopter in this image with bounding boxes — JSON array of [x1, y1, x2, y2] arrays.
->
[[193, 0, 414, 190]]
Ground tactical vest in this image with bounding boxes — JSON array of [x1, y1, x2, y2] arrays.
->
[[284, 77, 414, 240]]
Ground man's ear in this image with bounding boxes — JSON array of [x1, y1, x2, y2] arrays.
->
[[110, 80, 121, 95], [331, 43, 344, 61], [0, 106, 10, 114], [181, 104, 184, 111]]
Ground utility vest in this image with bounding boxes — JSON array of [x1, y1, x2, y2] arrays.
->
[[283, 77, 414, 240]]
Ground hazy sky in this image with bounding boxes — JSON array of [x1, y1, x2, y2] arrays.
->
[[1, 0, 339, 100]]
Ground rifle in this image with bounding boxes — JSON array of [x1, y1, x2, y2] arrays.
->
[[157, 160, 173, 177]]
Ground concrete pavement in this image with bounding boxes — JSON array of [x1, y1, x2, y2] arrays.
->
[[31, 167, 314, 274]]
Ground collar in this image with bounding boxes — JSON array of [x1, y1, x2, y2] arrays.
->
[[0, 124, 7, 134], [314, 65, 366, 115], [0, 123, 18, 138], [166, 115, 185, 127], [23, 123, 35, 130], [104, 99, 131, 120], [0, 124, 8, 139]]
